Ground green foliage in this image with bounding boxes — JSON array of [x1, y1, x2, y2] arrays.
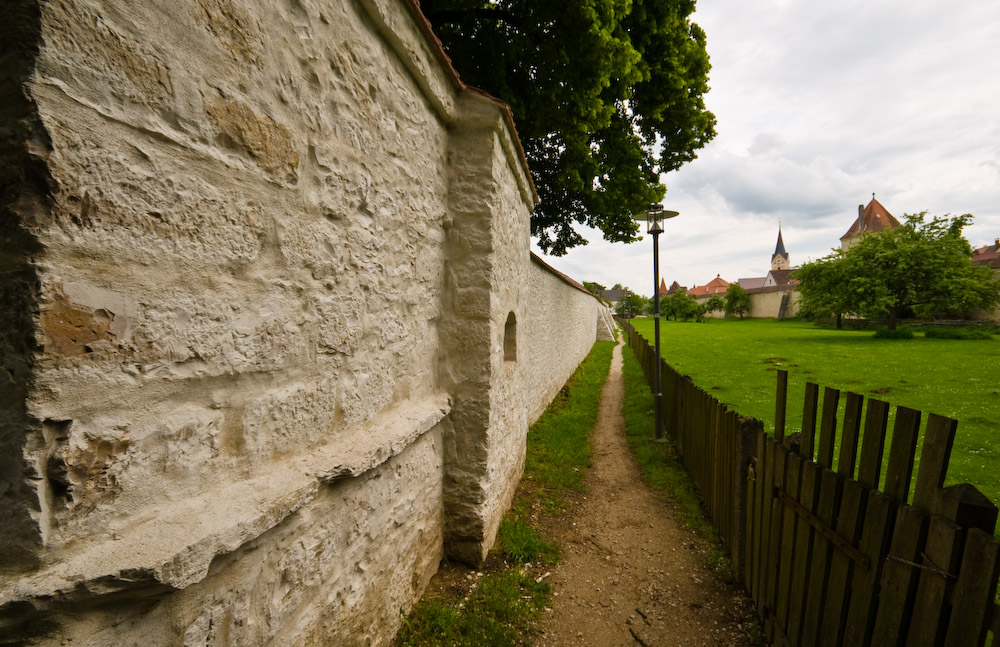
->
[[420, 0, 716, 254], [924, 327, 995, 340], [629, 317, 1000, 510], [396, 570, 550, 647], [614, 293, 649, 318], [703, 294, 725, 314], [582, 281, 606, 295], [795, 213, 1000, 330], [873, 328, 915, 339], [660, 288, 701, 321], [497, 517, 559, 565], [724, 283, 750, 319]]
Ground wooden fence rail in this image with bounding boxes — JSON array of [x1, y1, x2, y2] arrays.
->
[[620, 318, 1000, 646]]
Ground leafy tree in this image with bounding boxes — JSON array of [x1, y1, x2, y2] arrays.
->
[[660, 289, 699, 321], [615, 293, 649, 318], [582, 281, 607, 295], [794, 255, 853, 328], [419, 0, 716, 254], [724, 284, 750, 319], [794, 213, 1000, 331], [703, 294, 725, 315], [611, 283, 624, 291]]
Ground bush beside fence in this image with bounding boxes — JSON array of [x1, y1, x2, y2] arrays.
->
[[619, 318, 1000, 647]]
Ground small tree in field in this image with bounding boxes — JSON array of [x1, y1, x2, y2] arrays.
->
[[724, 284, 750, 319], [661, 289, 700, 321], [795, 213, 1000, 330], [615, 293, 648, 318], [703, 294, 725, 317]]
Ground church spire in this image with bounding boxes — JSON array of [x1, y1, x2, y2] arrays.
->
[[771, 227, 789, 271]]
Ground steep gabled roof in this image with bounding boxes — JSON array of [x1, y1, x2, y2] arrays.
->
[[841, 196, 901, 240], [689, 274, 730, 296]]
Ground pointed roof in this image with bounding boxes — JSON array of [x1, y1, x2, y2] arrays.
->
[[772, 228, 788, 261], [841, 196, 901, 240], [658, 278, 668, 295]]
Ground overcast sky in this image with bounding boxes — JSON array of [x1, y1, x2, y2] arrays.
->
[[531, 0, 1000, 297]]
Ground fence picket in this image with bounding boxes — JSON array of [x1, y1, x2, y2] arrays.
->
[[943, 529, 1000, 647], [857, 399, 890, 490], [838, 392, 863, 479], [843, 490, 896, 646], [906, 514, 963, 647], [871, 504, 930, 644], [800, 467, 840, 645], [786, 460, 821, 644], [884, 406, 922, 503], [801, 382, 819, 460], [820, 478, 868, 647], [913, 414, 958, 511], [775, 370, 788, 441], [817, 387, 840, 468], [775, 453, 804, 635]]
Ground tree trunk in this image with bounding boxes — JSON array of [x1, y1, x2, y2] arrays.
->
[[887, 307, 898, 331], [835, 313, 842, 329]]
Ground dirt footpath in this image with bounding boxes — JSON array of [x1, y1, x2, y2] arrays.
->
[[536, 340, 760, 647]]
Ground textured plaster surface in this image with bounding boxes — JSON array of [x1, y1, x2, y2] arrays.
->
[[0, 0, 611, 644]]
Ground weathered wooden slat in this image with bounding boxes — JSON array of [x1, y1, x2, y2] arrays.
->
[[775, 454, 804, 635], [817, 387, 840, 468], [912, 414, 957, 512], [838, 392, 864, 479], [884, 406, 922, 503], [801, 382, 819, 461], [843, 491, 896, 647], [820, 479, 868, 647], [906, 514, 963, 647], [936, 483, 999, 533], [760, 438, 783, 615], [943, 529, 1000, 647], [775, 369, 788, 442], [857, 399, 890, 490], [871, 504, 929, 645], [750, 432, 768, 602], [800, 467, 841, 646], [786, 460, 821, 644]]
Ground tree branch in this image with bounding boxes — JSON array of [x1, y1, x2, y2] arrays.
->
[[424, 8, 522, 29]]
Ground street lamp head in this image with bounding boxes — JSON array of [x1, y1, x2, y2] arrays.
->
[[640, 203, 679, 235]]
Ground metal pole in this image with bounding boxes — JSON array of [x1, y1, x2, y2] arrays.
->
[[652, 229, 664, 439]]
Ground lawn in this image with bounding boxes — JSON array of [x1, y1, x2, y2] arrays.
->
[[629, 318, 1000, 508]]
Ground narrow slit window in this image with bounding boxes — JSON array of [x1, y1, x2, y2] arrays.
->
[[504, 312, 517, 362]]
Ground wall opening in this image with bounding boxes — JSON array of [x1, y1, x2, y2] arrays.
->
[[503, 312, 516, 362]]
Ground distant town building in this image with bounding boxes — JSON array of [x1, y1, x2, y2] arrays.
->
[[973, 239, 1000, 270], [771, 227, 789, 271], [840, 195, 900, 250]]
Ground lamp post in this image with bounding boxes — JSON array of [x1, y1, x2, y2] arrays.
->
[[641, 203, 679, 440]]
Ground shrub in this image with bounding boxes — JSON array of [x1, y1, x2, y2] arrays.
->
[[924, 327, 994, 340], [873, 328, 914, 339]]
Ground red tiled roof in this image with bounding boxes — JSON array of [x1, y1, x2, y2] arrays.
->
[[841, 197, 901, 240], [689, 274, 730, 296], [973, 239, 1000, 269]]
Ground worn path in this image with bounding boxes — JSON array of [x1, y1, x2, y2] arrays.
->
[[536, 338, 759, 647]]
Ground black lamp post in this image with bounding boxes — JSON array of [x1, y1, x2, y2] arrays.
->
[[643, 203, 679, 440]]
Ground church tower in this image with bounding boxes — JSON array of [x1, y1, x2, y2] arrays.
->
[[771, 227, 789, 271]]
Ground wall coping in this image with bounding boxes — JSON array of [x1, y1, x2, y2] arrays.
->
[[2, 393, 450, 607]]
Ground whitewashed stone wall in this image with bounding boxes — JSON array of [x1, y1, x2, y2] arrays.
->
[[0, 0, 611, 644]]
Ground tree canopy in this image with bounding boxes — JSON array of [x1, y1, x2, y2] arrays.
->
[[420, 0, 716, 254], [615, 292, 649, 318], [724, 283, 750, 319], [794, 213, 1000, 330]]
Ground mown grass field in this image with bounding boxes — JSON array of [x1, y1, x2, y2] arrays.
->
[[629, 318, 1000, 507]]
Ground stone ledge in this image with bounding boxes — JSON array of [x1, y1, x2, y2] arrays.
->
[[1, 392, 450, 609]]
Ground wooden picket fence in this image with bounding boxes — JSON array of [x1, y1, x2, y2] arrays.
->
[[620, 319, 1000, 646]]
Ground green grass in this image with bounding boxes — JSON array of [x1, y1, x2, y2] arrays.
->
[[629, 317, 1000, 507], [395, 340, 615, 646]]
